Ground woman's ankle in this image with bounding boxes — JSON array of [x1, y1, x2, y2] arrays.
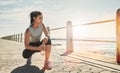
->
[[45, 60, 50, 63], [27, 57, 31, 60], [43, 60, 52, 70]]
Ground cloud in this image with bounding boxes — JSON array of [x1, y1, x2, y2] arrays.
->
[[33, 0, 44, 4], [0, 0, 17, 6], [0, 0, 119, 37]]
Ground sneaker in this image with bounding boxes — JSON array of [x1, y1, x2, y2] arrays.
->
[[26, 58, 31, 65], [43, 61, 52, 70]]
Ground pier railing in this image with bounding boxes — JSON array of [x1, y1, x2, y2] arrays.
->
[[1, 33, 23, 43], [1, 9, 120, 64]]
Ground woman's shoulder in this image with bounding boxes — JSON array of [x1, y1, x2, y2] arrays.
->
[[25, 27, 30, 34]]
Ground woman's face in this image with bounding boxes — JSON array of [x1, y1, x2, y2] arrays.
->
[[34, 14, 43, 25]]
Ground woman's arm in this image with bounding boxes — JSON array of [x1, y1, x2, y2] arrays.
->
[[24, 28, 43, 50], [41, 23, 50, 44], [42, 23, 50, 38]]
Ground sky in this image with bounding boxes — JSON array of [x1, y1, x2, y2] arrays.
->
[[0, 0, 120, 40]]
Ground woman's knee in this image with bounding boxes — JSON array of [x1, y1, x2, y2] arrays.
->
[[22, 49, 31, 58], [45, 38, 52, 45]]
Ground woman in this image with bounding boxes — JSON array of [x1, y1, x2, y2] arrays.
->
[[22, 11, 52, 71]]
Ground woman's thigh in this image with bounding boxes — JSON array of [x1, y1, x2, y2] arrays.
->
[[22, 41, 41, 58], [40, 38, 52, 45], [22, 38, 52, 58]]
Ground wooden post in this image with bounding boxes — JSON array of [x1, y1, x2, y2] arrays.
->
[[13, 35, 15, 41], [47, 26, 50, 37], [47, 26, 50, 38], [61, 21, 74, 56], [11, 35, 13, 40], [116, 8, 120, 64], [18, 34, 19, 42], [8, 36, 10, 40], [15, 34, 17, 42], [20, 33, 22, 43], [14, 34, 16, 41]]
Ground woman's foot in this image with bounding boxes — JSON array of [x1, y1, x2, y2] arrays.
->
[[26, 58, 32, 65], [42, 61, 52, 71]]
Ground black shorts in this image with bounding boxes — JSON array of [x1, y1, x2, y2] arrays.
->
[[22, 38, 52, 58]]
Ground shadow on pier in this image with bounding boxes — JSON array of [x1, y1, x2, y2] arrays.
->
[[11, 65, 45, 73]]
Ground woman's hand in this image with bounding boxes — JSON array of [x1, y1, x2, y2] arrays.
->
[[42, 37, 49, 45], [38, 45, 44, 51]]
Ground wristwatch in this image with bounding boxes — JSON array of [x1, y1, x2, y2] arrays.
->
[[46, 34, 50, 38]]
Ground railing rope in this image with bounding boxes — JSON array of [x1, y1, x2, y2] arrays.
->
[[50, 19, 115, 31]]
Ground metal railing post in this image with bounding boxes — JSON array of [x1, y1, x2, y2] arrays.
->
[[66, 21, 74, 53], [116, 8, 120, 64], [61, 21, 74, 56]]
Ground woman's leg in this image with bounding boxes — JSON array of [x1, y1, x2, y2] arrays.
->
[[40, 38, 52, 61], [42, 38, 52, 70], [22, 49, 35, 59], [45, 45, 51, 62], [22, 41, 41, 65], [22, 49, 35, 65]]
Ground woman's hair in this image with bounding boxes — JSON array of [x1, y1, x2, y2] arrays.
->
[[30, 11, 42, 26], [117, 8, 120, 14]]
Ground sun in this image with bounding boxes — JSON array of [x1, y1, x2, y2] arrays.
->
[[73, 26, 89, 39]]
